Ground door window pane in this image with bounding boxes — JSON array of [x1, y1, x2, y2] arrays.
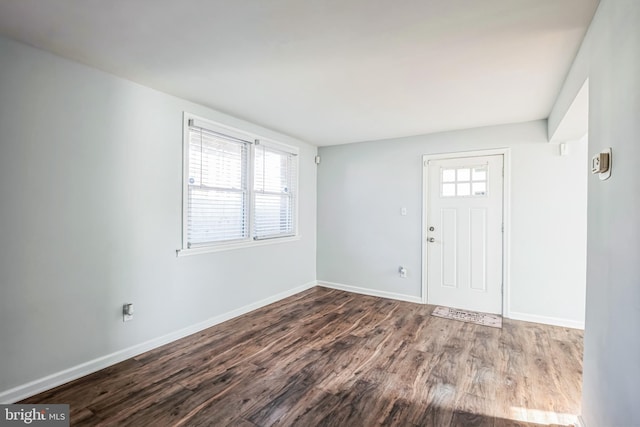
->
[[457, 182, 471, 196], [457, 168, 471, 181], [442, 183, 456, 197], [440, 164, 488, 197], [442, 169, 456, 182], [472, 182, 486, 196], [472, 167, 487, 181]]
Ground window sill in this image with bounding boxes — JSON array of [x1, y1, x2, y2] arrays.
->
[[176, 235, 301, 257]]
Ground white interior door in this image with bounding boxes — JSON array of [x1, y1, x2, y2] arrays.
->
[[426, 154, 504, 314]]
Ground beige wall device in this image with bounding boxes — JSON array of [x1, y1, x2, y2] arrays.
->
[[591, 148, 612, 180]]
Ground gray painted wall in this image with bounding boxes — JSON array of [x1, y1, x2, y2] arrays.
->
[[558, 0, 640, 424], [0, 36, 317, 394], [317, 120, 587, 326]]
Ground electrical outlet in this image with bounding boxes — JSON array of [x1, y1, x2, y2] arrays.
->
[[123, 303, 134, 322], [399, 266, 407, 278]]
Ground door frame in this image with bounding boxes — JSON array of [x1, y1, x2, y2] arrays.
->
[[421, 148, 511, 317]]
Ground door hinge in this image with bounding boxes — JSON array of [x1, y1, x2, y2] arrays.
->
[[501, 223, 504, 232]]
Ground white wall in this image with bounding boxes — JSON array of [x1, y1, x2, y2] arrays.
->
[[551, 0, 640, 425], [317, 120, 587, 327], [0, 36, 317, 399]]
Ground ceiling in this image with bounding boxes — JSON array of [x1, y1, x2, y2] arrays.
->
[[0, 0, 598, 146]]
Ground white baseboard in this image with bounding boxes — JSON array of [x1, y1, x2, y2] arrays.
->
[[575, 415, 587, 427], [0, 280, 317, 404], [507, 311, 584, 330], [318, 281, 423, 304]]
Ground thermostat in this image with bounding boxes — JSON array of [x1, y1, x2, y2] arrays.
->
[[591, 148, 612, 180]]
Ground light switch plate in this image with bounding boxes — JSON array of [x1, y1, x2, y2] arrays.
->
[[123, 303, 134, 322]]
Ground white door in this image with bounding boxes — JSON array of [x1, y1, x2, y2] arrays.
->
[[426, 154, 504, 314]]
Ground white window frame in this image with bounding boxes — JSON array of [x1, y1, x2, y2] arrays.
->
[[177, 113, 299, 256]]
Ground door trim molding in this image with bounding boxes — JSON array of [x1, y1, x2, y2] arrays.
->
[[421, 148, 511, 316]]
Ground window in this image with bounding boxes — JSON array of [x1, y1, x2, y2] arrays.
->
[[181, 114, 298, 254], [441, 165, 487, 197], [254, 142, 298, 240]]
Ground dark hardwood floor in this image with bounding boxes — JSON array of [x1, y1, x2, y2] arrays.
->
[[22, 287, 583, 426]]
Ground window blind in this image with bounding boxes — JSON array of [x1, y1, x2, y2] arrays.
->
[[253, 142, 298, 240], [187, 123, 249, 247]]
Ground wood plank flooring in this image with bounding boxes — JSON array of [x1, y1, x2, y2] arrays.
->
[[21, 287, 583, 426]]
